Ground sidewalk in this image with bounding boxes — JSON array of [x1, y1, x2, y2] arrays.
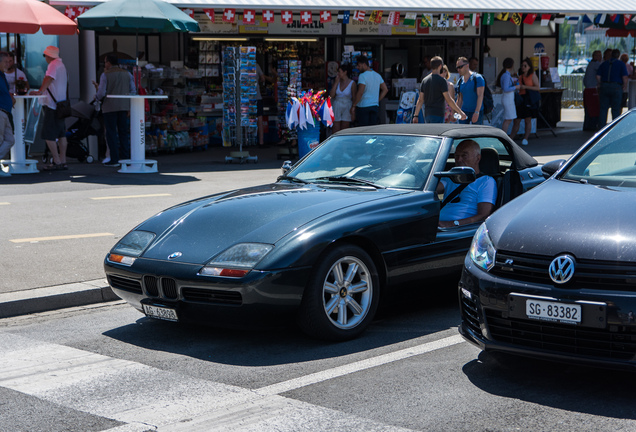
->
[[0, 109, 593, 319]]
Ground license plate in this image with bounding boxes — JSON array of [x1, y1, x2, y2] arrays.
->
[[143, 304, 178, 322], [526, 299, 581, 324]]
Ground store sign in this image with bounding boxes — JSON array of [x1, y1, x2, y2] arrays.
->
[[198, 13, 238, 33], [239, 20, 268, 34], [416, 18, 480, 36], [267, 21, 342, 35]]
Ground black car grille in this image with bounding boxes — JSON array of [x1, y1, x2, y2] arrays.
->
[[485, 310, 636, 361], [182, 288, 242, 305], [108, 275, 142, 294], [162, 278, 178, 299], [461, 294, 482, 335], [143, 275, 159, 297], [491, 250, 636, 290]]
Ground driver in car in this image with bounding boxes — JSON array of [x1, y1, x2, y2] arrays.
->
[[437, 140, 497, 228]]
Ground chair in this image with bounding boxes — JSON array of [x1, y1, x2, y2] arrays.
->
[[479, 148, 504, 207]]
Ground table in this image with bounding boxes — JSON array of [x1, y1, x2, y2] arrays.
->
[[0, 95, 45, 174], [107, 95, 167, 174]]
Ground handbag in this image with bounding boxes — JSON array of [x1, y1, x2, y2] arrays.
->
[[527, 90, 541, 109], [514, 92, 523, 106], [47, 84, 71, 119]]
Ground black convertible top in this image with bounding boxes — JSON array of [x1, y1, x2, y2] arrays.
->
[[337, 124, 538, 170]]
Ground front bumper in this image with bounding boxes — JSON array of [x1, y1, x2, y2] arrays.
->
[[105, 257, 311, 327], [458, 255, 636, 369]]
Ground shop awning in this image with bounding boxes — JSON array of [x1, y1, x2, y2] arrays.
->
[[50, 0, 636, 14]]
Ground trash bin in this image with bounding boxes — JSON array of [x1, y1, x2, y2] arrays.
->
[[297, 123, 321, 158]]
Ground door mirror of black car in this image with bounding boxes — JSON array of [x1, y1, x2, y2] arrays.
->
[[541, 159, 566, 178], [434, 166, 477, 184], [281, 160, 293, 175]]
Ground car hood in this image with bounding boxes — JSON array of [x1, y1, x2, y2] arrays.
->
[[139, 183, 409, 264], [488, 179, 636, 261]]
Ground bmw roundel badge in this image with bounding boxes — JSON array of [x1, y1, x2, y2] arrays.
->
[[168, 252, 183, 260]]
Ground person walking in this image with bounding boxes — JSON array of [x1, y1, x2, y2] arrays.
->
[[350, 56, 388, 126], [31, 46, 68, 170], [93, 54, 135, 167], [596, 49, 628, 128], [583, 50, 602, 131], [412, 56, 464, 124], [329, 63, 356, 133], [455, 56, 485, 125], [496, 58, 520, 136], [510, 58, 540, 145], [440, 65, 456, 123], [0, 51, 15, 177]]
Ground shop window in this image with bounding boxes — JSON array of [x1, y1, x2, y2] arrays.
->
[[487, 21, 521, 37], [524, 22, 556, 37]]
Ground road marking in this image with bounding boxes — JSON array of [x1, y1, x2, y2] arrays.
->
[[91, 193, 172, 200], [10, 233, 114, 243], [0, 202, 9, 205], [256, 334, 464, 396]]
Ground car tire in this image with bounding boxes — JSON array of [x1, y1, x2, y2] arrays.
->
[[298, 245, 380, 341]]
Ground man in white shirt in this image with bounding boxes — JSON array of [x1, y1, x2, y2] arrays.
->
[[31, 46, 68, 170], [437, 140, 497, 227]]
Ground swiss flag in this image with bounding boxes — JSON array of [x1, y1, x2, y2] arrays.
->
[[523, 13, 537, 24], [64, 6, 78, 19], [300, 11, 312, 25], [181, 9, 194, 19], [222, 8, 236, 23], [243, 10, 256, 24], [262, 10, 275, 23], [353, 10, 366, 21], [320, 10, 332, 23], [203, 9, 215, 22], [281, 10, 294, 24]]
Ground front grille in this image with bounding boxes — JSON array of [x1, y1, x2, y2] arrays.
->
[[108, 275, 142, 294], [182, 287, 242, 305], [161, 278, 178, 299], [485, 309, 636, 361], [490, 250, 636, 291], [461, 293, 481, 335], [143, 275, 159, 297]]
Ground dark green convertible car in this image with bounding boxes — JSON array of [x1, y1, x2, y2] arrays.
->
[[105, 124, 543, 340]]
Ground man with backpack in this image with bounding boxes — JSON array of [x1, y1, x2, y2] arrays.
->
[[455, 56, 488, 125]]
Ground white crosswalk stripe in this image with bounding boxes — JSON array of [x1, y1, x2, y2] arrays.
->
[[0, 332, 462, 431]]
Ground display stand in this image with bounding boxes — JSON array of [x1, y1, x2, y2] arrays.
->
[[108, 95, 167, 173], [0, 95, 45, 174], [222, 46, 257, 164]]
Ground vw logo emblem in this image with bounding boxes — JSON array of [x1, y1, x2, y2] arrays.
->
[[168, 252, 182, 260], [548, 255, 576, 284]]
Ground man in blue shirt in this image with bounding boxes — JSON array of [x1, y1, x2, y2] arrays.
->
[[456, 56, 485, 125], [596, 49, 628, 128], [437, 140, 497, 228], [0, 51, 15, 177], [351, 56, 388, 126]]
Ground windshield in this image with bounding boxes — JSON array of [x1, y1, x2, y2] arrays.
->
[[284, 134, 442, 190], [563, 112, 636, 187]]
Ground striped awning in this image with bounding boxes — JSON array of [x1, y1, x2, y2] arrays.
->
[[49, 0, 636, 14]]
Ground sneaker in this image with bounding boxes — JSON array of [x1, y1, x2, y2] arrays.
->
[[521, 139, 528, 145], [104, 162, 120, 167], [0, 170, 11, 177], [102, 157, 111, 164]]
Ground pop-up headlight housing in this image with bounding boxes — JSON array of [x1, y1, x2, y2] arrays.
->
[[107, 231, 155, 266], [199, 243, 273, 278]]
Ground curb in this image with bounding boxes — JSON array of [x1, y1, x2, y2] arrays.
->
[[0, 279, 119, 319]]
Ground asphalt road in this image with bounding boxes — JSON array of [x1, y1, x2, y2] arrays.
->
[[1, 288, 635, 432]]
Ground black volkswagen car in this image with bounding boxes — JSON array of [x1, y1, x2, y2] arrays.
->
[[105, 124, 543, 341], [459, 109, 636, 368]]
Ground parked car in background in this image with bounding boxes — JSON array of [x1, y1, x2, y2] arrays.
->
[[459, 109, 636, 368], [105, 124, 544, 341]]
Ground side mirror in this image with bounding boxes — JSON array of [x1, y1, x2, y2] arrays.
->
[[434, 166, 477, 184], [281, 160, 293, 175], [541, 159, 565, 179]]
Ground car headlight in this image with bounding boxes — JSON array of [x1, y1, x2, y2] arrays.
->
[[469, 223, 496, 271], [199, 243, 274, 278], [107, 230, 155, 266]]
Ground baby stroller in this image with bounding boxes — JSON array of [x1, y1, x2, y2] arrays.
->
[[42, 100, 99, 164]]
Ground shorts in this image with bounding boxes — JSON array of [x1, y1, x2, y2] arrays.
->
[[41, 106, 67, 141], [333, 97, 352, 122]]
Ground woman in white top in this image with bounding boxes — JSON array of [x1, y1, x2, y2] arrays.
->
[[496, 57, 520, 136], [329, 64, 356, 133]]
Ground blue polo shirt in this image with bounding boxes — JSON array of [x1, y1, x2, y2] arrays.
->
[[0, 72, 12, 112], [597, 59, 628, 85], [458, 72, 485, 113]]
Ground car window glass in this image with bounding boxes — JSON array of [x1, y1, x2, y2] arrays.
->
[[447, 137, 510, 169], [286, 134, 442, 190], [563, 113, 636, 186]]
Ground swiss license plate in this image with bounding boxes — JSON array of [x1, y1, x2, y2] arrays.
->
[[526, 299, 581, 324], [143, 304, 178, 322]]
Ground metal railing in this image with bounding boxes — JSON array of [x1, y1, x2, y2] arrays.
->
[[560, 74, 584, 108]]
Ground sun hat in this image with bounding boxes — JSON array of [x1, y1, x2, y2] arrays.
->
[[43, 46, 59, 59]]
